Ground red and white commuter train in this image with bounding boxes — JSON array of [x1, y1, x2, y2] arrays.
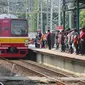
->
[[0, 14, 29, 58]]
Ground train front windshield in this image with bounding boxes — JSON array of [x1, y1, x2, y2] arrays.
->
[[11, 20, 28, 36]]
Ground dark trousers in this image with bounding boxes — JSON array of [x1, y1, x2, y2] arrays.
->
[[75, 44, 79, 54], [56, 43, 59, 49], [35, 43, 40, 48], [80, 40, 85, 55], [47, 40, 51, 50], [42, 40, 46, 48], [69, 43, 74, 53], [61, 42, 65, 52]]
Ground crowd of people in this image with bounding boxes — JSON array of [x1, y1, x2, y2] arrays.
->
[[35, 27, 85, 55]]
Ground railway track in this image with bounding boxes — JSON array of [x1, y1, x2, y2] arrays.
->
[[12, 60, 67, 85], [0, 59, 66, 85], [13, 60, 68, 77], [13, 60, 85, 85], [0, 58, 85, 85], [20, 60, 77, 77]]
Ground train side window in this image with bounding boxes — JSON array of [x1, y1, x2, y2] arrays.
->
[[4, 28, 8, 30]]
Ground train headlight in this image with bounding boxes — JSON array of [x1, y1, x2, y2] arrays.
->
[[25, 40, 29, 46]]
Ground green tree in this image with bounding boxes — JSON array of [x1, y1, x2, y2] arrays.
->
[[80, 9, 85, 28]]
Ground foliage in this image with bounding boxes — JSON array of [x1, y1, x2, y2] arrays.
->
[[80, 9, 85, 28]]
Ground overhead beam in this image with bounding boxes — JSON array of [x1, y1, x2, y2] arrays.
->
[[65, 0, 85, 4]]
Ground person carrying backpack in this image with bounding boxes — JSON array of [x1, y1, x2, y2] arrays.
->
[[73, 29, 79, 54]]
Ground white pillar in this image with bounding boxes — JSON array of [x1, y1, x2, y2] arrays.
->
[[58, 0, 61, 26], [69, 11, 72, 28]]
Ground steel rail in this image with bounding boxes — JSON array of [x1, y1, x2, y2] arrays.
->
[[2, 58, 85, 85], [0, 58, 65, 85], [20, 60, 68, 77], [3, 59, 65, 85]]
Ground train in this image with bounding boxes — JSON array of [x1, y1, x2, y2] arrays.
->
[[0, 14, 29, 58]]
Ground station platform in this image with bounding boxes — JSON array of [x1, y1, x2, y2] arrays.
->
[[33, 48, 85, 62], [32, 48, 85, 75]]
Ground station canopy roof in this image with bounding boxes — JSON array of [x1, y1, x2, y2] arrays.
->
[[78, 0, 85, 3], [64, 0, 85, 10], [65, 0, 85, 3]]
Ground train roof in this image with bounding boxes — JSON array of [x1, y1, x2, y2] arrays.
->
[[0, 14, 17, 19]]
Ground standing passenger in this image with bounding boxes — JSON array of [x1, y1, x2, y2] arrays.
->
[[73, 29, 79, 54], [47, 30, 52, 50], [41, 32, 47, 48], [61, 30, 65, 52], [51, 31, 55, 48], [56, 31, 59, 49], [35, 29, 42, 48], [80, 27, 85, 55]]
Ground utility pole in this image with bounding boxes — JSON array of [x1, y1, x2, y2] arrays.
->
[[50, 0, 53, 32]]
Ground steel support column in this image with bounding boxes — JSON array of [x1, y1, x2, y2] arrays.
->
[[37, 0, 39, 30], [50, 0, 53, 32], [76, 0, 80, 34], [63, 0, 65, 30], [47, 0, 49, 31], [41, 0, 43, 33], [7, 0, 9, 14]]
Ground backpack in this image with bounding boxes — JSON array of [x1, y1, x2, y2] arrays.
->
[[74, 37, 78, 46], [73, 32, 78, 46]]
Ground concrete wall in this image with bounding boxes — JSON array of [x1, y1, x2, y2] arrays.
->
[[36, 53, 85, 73]]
